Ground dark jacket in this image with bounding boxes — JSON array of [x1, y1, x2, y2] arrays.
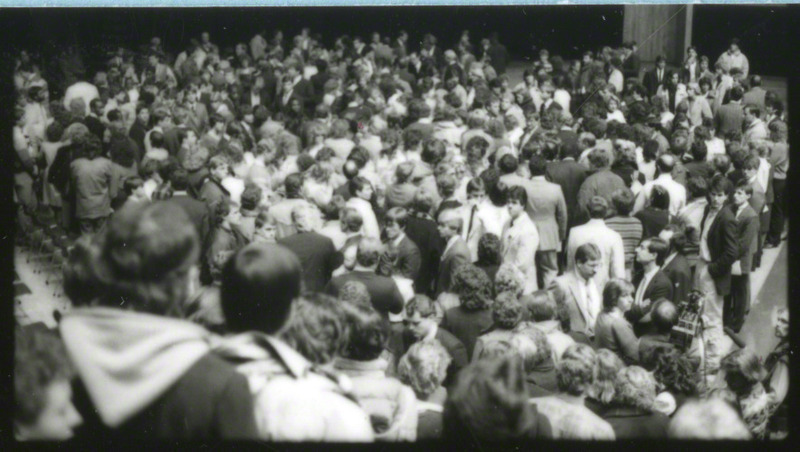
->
[[635, 207, 671, 240], [279, 231, 343, 293], [602, 405, 670, 439], [714, 102, 744, 138], [661, 253, 693, 303], [436, 237, 472, 296], [684, 160, 714, 183], [401, 327, 468, 388], [386, 235, 422, 280], [405, 214, 443, 296], [628, 270, 674, 337], [643, 67, 666, 98], [546, 159, 588, 229], [166, 193, 211, 246], [440, 306, 493, 360], [701, 204, 738, 296], [326, 270, 404, 317]]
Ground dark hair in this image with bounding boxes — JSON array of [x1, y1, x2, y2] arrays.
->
[[452, 264, 494, 311], [611, 188, 635, 216], [506, 185, 528, 206], [421, 139, 446, 165], [602, 278, 635, 312], [525, 290, 557, 322], [477, 233, 502, 266], [406, 294, 437, 319], [709, 173, 732, 196], [528, 154, 547, 176], [279, 293, 346, 365], [169, 167, 190, 191], [340, 302, 388, 361], [649, 185, 671, 211], [652, 347, 699, 396], [497, 154, 519, 175], [587, 196, 608, 219], [221, 243, 302, 334], [240, 184, 262, 211]]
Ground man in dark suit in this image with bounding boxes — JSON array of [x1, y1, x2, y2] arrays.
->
[[405, 191, 442, 296], [398, 294, 468, 388], [683, 140, 715, 183], [546, 141, 588, 232], [658, 225, 693, 305], [627, 237, 674, 337], [435, 208, 471, 296], [278, 204, 343, 293], [643, 55, 667, 98], [714, 86, 745, 138], [383, 207, 422, 281], [637, 300, 679, 370], [85, 98, 107, 141], [724, 182, 759, 333], [325, 236, 404, 319], [165, 168, 210, 248]]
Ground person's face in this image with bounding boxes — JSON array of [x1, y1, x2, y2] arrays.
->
[[730, 44, 740, 54], [576, 258, 601, 280], [467, 188, 485, 205], [184, 130, 198, 147], [732, 188, 749, 207], [657, 60, 666, 70], [148, 55, 158, 67], [688, 48, 697, 59], [743, 166, 757, 181], [636, 242, 655, 265], [709, 190, 728, 209], [385, 218, 402, 240], [244, 113, 254, 124], [405, 311, 433, 340], [212, 163, 229, 181], [488, 100, 500, 114], [358, 183, 373, 200], [138, 108, 150, 124], [507, 199, 525, 218], [16, 380, 82, 441], [255, 221, 277, 243], [618, 290, 634, 312], [500, 97, 512, 111], [671, 73, 679, 84], [583, 54, 592, 65], [437, 217, 457, 239], [700, 59, 709, 71]]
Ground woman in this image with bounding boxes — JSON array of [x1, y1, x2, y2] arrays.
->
[[471, 292, 525, 362], [593, 279, 639, 365], [651, 347, 700, 415], [440, 264, 494, 360], [396, 340, 452, 439], [585, 348, 625, 417], [70, 135, 116, 235], [720, 348, 779, 439], [764, 308, 789, 438], [475, 233, 502, 282], [636, 184, 672, 239], [603, 366, 670, 438]]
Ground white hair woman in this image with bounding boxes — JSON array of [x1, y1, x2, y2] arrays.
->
[[397, 340, 452, 439], [602, 366, 669, 438]]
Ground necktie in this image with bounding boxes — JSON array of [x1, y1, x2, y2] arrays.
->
[[467, 204, 478, 237]]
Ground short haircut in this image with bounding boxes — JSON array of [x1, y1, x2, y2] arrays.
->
[[557, 343, 598, 396], [348, 176, 371, 197], [525, 290, 557, 322], [207, 154, 230, 171], [240, 185, 262, 211], [169, 167, 190, 191], [494, 263, 525, 298], [356, 236, 384, 267], [505, 185, 528, 206], [709, 173, 732, 196], [437, 208, 464, 231], [497, 153, 519, 175], [614, 366, 657, 411], [436, 173, 457, 197], [477, 232, 502, 265], [649, 185, 671, 211], [421, 139, 446, 165], [221, 243, 302, 334], [451, 264, 494, 311], [406, 294, 437, 319], [528, 154, 547, 176], [575, 242, 601, 264], [279, 293, 346, 365], [651, 298, 679, 333], [395, 161, 415, 184], [340, 302, 388, 361], [687, 176, 708, 199], [611, 188, 635, 216], [668, 399, 752, 439], [384, 207, 409, 229], [492, 291, 524, 329], [397, 340, 452, 400], [690, 139, 708, 162], [587, 196, 608, 219], [412, 189, 435, 215], [720, 348, 767, 385], [643, 237, 670, 266], [602, 278, 635, 312], [340, 207, 363, 233]]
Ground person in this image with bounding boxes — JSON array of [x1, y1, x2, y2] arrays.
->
[[165, 168, 211, 250], [643, 55, 667, 98], [594, 279, 639, 364], [268, 173, 314, 240], [576, 150, 627, 222], [743, 104, 768, 144], [720, 348, 779, 439], [602, 366, 670, 438], [550, 243, 603, 343], [566, 196, 625, 292], [463, 174, 510, 263], [435, 208, 471, 296], [546, 140, 588, 232], [605, 188, 643, 281], [471, 292, 525, 363], [529, 344, 615, 439], [404, 190, 442, 297], [667, 399, 751, 439], [633, 154, 686, 217], [396, 340, 451, 439], [400, 294, 468, 388], [724, 181, 759, 333], [70, 135, 117, 235], [627, 238, 673, 336], [523, 290, 575, 365], [382, 207, 422, 280], [475, 232, 502, 282], [526, 155, 567, 288], [636, 299, 680, 369], [714, 85, 745, 137], [14, 325, 83, 441], [278, 203, 344, 292], [765, 120, 788, 248], [651, 347, 700, 414], [326, 236, 404, 320], [334, 302, 419, 441], [346, 176, 381, 239], [764, 307, 789, 437], [677, 176, 710, 274], [635, 185, 672, 240], [658, 224, 693, 304], [60, 202, 259, 438], [215, 244, 373, 441], [584, 349, 625, 417], [440, 264, 494, 360], [716, 38, 749, 79], [501, 185, 540, 295]]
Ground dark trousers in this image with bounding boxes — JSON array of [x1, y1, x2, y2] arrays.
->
[[723, 274, 750, 333], [768, 178, 786, 244]]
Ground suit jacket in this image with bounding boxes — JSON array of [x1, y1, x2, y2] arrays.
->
[[742, 87, 767, 111], [714, 102, 744, 137], [502, 213, 540, 294], [627, 270, 673, 336], [661, 253, 692, 304], [550, 271, 601, 338], [566, 219, 626, 292], [198, 177, 230, 218], [701, 204, 738, 296], [279, 231, 343, 293], [643, 68, 666, 98], [405, 215, 442, 296], [326, 270, 404, 317], [546, 159, 588, 229], [436, 237, 471, 296], [166, 194, 211, 246], [526, 177, 568, 251], [440, 306, 493, 360], [733, 204, 759, 274], [385, 183, 418, 209], [387, 235, 422, 280]]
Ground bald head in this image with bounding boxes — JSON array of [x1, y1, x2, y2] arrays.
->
[[652, 299, 678, 333], [656, 153, 675, 173]]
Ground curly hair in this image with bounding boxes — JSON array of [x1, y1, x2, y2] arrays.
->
[[477, 233, 502, 266], [340, 302, 388, 361], [614, 366, 657, 412], [337, 280, 372, 309], [516, 327, 552, 370], [652, 347, 699, 396], [451, 264, 493, 311], [492, 291, 524, 329], [588, 348, 625, 404], [493, 263, 525, 298], [397, 340, 452, 400], [279, 293, 347, 365], [557, 343, 598, 396]]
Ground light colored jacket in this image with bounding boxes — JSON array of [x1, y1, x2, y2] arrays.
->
[[502, 213, 540, 295], [566, 219, 625, 291]]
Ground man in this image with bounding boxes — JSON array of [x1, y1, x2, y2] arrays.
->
[[502, 186, 540, 295], [643, 55, 667, 98], [765, 120, 788, 248], [715, 38, 749, 79], [683, 140, 714, 182], [435, 208, 471, 296], [626, 238, 674, 337], [268, 173, 314, 240], [199, 155, 232, 221], [695, 175, 738, 385], [279, 204, 344, 293], [382, 207, 422, 281], [636, 300, 680, 369], [84, 98, 106, 141], [724, 182, 759, 333], [524, 290, 576, 365], [400, 294, 468, 388], [621, 41, 641, 80], [486, 33, 510, 75], [742, 75, 766, 111], [527, 155, 568, 289], [566, 197, 625, 293], [576, 150, 626, 222], [677, 177, 710, 274], [658, 225, 693, 304], [165, 168, 210, 250], [633, 154, 687, 217], [405, 191, 443, 296], [714, 85, 744, 138], [742, 104, 768, 144], [546, 141, 588, 232], [549, 243, 603, 343], [325, 236, 404, 320]]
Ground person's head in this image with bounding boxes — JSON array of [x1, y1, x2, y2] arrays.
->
[[207, 154, 230, 181], [610, 188, 634, 217], [437, 208, 463, 240], [574, 243, 601, 280], [636, 237, 669, 267], [279, 293, 347, 365], [443, 355, 539, 442], [652, 347, 698, 396], [655, 55, 667, 69], [651, 299, 679, 334], [340, 302, 388, 361], [708, 174, 732, 209], [659, 223, 687, 256], [383, 207, 408, 241], [667, 399, 751, 439], [492, 291, 524, 330], [14, 326, 82, 441], [721, 348, 767, 395], [92, 202, 199, 317], [477, 233, 502, 266], [404, 294, 439, 340], [494, 263, 525, 298], [732, 181, 753, 208], [523, 290, 555, 323], [602, 278, 635, 313], [291, 203, 317, 233], [729, 85, 744, 103], [505, 185, 527, 219], [649, 184, 671, 211], [221, 243, 302, 334], [452, 264, 494, 311], [586, 196, 608, 219], [348, 176, 373, 201], [588, 348, 625, 405], [340, 207, 364, 234], [557, 343, 598, 396], [397, 340, 452, 401], [774, 307, 789, 339], [614, 366, 657, 411], [587, 149, 610, 171], [436, 173, 457, 200]]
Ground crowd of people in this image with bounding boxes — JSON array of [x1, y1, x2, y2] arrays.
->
[[13, 26, 789, 441]]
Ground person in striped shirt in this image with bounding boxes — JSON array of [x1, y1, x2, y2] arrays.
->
[[605, 188, 643, 281]]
